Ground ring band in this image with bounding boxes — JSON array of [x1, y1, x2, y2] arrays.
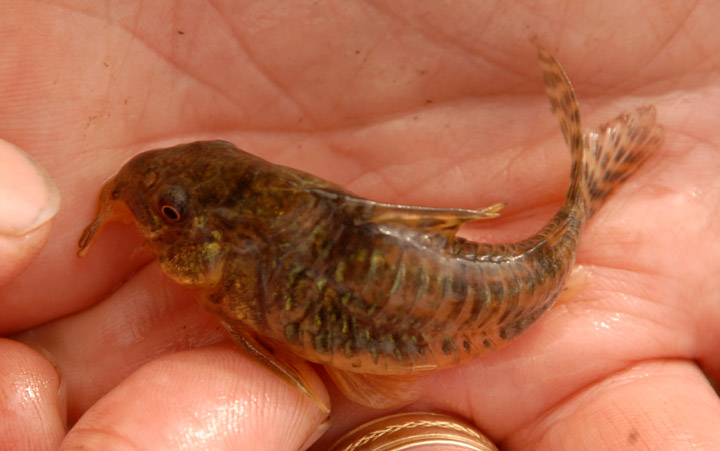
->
[[328, 411, 499, 450]]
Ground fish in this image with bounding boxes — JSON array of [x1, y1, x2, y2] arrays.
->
[[77, 43, 664, 412]]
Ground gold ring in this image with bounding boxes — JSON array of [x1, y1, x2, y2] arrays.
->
[[328, 411, 499, 450]]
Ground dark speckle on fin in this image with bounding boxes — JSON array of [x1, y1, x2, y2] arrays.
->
[[532, 39, 663, 220], [532, 40, 583, 156], [581, 105, 664, 217]]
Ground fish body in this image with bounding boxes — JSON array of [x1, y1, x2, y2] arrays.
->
[[78, 45, 664, 410]]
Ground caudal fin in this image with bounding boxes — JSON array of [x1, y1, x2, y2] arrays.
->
[[533, 41, 664, 221], [582, 105, 664, 218]]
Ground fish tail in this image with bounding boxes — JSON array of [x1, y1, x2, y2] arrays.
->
[[580, 106, 664, 218], [533, 41, 586, 215], [534, 41, 664, 220]]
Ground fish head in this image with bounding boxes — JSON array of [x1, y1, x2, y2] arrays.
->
[[77, 140, 264, 287]]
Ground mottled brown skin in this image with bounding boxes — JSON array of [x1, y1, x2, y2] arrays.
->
[[78, 45, 664, 410]]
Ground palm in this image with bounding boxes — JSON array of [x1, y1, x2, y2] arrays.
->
[[2, 2, 718, 449]]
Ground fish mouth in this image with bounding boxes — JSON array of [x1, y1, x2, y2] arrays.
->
[[77, 181, 133, 257]]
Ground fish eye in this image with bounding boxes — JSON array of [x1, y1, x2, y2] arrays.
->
[[158, 185, 188, 222], [161, 205, 181, 221]]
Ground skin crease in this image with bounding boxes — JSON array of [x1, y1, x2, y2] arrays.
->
[[0, 0, 719, 449]]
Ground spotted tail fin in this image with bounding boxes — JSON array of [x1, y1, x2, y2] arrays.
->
[[581, 106, 664, 218], [533, 41, 589, 225], [533, 41, 664, 220], [534, 42, 584, 181]]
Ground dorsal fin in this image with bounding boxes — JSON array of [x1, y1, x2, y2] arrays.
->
[[345, 196, 505, 236]]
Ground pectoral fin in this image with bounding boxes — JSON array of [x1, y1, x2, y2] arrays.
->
[[324, 365, 424, 409], [222, 322, 330, 413]]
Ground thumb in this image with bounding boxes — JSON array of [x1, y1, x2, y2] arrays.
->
[[0, 139, 60, 286]]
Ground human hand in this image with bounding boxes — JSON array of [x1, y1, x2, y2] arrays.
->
[[2, 1, 719, 450]]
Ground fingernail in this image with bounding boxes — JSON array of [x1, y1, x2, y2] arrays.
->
[[0, 140, 60, 236], [300, 417, 331, 450]]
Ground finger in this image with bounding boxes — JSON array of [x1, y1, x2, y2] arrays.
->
[[507, 359, 720, 450], [0, 338, 65, 449], [15, 263, 224, 423], [0, 139, 59, 287], [60, 344, 329, 450], [15, 263, 331, 425]]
